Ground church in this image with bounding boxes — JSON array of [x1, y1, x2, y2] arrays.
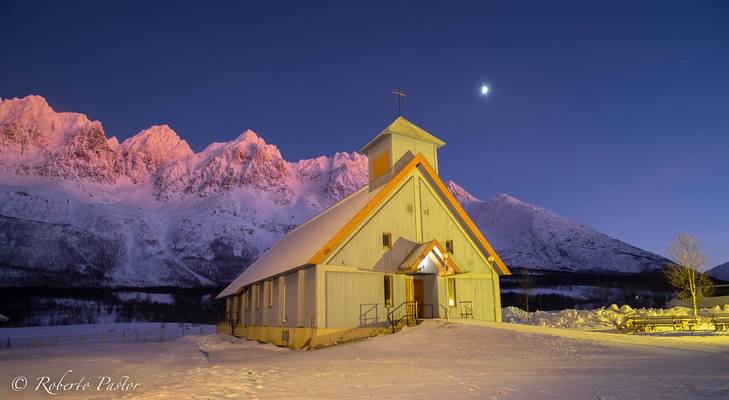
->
[[216, 116, 511, 349]]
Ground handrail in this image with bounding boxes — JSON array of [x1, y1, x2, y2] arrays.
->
[[459, 301, 473, 319], [387, 301, 417, 333], [359, 303, 379, 326]]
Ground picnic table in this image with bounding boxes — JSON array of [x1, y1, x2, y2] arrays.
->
[[710, 313, 729, 331], [617, 315, 699, 333]]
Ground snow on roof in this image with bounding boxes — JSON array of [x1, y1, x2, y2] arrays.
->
[[0, 314, 8, 322], [217, 184, 384, 298], [361, 116, 446, 153]]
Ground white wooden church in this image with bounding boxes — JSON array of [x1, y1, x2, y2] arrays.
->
[[217, 116, 511, 348]]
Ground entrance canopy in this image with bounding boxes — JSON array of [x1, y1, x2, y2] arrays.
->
[[398, 240, 460, 277]]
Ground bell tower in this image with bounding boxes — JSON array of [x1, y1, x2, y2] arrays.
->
[[361, 116, 446, 189]]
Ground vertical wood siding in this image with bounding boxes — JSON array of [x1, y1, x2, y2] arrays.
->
[[329, 177, 417, 269], [303, 267, 316, 327], [284, 271, 298, 327], [419, 177, 491, 274], [392, 135, 437, 174], [326, 271, 386, 328]]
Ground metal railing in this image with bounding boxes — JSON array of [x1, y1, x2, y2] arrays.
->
[[359, 303, 379, 326], [387, 301, 417, 333], [459, 301, 474, 319]]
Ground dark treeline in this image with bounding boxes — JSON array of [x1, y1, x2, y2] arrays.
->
[[0, 287, 224, 327]]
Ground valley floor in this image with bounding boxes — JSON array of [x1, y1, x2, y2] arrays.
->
[[1, 320, 728, 399]]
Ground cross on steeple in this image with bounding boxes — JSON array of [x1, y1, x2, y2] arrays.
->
[[391, 86, 407, 116]]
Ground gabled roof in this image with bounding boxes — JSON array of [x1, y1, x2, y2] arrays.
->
[[399, 239, 460, 276], [217, 153, 510, 299], [309, 153, 511, 275], [216, 185, 384, 299], [360, 116, 446, 153]]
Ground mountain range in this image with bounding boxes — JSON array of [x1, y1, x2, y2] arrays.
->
[[0, 95, 671, 288]]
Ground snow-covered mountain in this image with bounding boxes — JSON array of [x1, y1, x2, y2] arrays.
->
[[448, 182, 671, 273], [708, 262, 729, 282], [0, 95, 368, 287], [0, 95, 669, 288]]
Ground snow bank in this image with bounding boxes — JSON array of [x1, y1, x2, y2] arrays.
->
[[502, 304, 729, 330]]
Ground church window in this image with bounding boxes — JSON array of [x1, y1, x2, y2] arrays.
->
[[382, 232, 392, 248], [447, 278, 457, 307], [445, 240, 454, 253], [384, 275, 393, 307], [372, 151, 390, 180]]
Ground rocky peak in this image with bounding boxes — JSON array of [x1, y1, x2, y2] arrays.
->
[[38, 120, 123, 185], [119, 125, 193, 183], [154, 130, 292, 201], [445, 180, 479, 205], [325, 152, 368, 204], [0, 95, 92, 156]]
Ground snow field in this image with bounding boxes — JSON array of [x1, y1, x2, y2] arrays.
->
[[1, 319, 728, 399]]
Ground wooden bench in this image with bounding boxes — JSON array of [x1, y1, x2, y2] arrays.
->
[[710, 313, 729, 331], [620, 315, 699, 333]]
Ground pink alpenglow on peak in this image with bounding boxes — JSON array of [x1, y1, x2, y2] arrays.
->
[[0, 95, 93, 157], [445, 180, 480, 205], [120, 125, 193, 183]]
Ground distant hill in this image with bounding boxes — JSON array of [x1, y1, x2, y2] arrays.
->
[[708, 262, 729, 282]]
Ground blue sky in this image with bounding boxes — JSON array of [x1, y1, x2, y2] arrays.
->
[[1, 0, 727, 268]]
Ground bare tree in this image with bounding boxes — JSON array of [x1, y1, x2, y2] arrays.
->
[[665, 234, 714, 318]]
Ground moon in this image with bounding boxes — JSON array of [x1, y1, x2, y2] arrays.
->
[[480, 85, 490, 95]]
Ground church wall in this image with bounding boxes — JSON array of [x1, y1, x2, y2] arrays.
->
[[325, 270, 387, 329], [442, 274, 498, 321], [418, 176, 494, 275], [328, 177, 418, 270], [367, 136, 393, 185], [392, 135, 437, 174], [284, 271, 299, 328], [303, 266, 317, 327]]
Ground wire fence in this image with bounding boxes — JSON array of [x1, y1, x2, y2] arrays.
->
[[1, 324, 216, 349]]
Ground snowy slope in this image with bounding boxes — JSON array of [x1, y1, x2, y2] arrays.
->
[[449, 182, 671, 273], [708, 262, 729, 282], [0, 94, 669, 287], [0, 95, 368, 287]]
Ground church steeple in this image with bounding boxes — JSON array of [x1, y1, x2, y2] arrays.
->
[[361, 117, 445, 188]]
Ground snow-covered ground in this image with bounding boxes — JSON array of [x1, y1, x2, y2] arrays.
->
[[503, 304, 729, 331], [1, 320, 728, 399]]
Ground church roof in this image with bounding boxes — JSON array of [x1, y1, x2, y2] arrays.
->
[[360, 116, 446, 153], [216, 184, 383, 299], [217, 153, 510, 299]]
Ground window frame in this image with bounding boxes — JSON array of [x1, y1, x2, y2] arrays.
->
[[384, 275, 394, 307], [382, 232, 392, 248], [447, 278, 457, 307], [445, 239, 454, 253]]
